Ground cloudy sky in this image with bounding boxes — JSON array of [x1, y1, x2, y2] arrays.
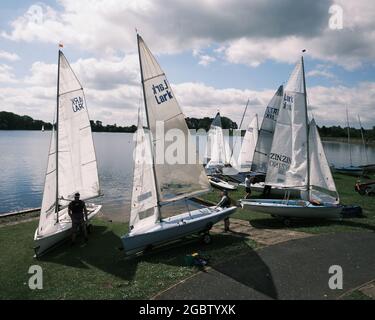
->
[[0, 0, 374, 127]]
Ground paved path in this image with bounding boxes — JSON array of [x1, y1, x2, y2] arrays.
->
[[155, 232, 375, 300]]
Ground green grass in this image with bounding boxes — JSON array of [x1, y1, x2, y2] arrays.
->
[[0, 219, 255, 299], [202, 173, 375, 234]]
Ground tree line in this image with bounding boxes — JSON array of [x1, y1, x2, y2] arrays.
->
[[1, 111, 374, 141]]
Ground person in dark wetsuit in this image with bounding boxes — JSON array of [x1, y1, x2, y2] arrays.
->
[[68, 192, 88, 244], [215, 190, 232, 232]]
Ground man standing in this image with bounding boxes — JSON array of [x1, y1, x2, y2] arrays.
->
[[68, 192, 88, 244], [216, 190, 232, 232], [244, 174, 252, 199]]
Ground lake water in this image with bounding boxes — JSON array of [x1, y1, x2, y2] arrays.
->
[[1, 131, 374, 220]]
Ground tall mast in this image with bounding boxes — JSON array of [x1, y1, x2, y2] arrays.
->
[[137, 33, 162, 220], [358, 114, 368, 165], [301, 55, 310, 192], [346, 108, 353, 166], [55, 49, 61, 221]]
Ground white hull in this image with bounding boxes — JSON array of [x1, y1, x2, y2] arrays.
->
[[122, 206, 237, 255], [34, 203, 102, 257], [209, 178, 237, 190], [240, 199, 342, 219], [240, 182, 301, 198]]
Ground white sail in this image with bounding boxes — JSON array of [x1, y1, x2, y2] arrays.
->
[[38, 126, 57, 235], [37, 51, 99, 236], [235, 114, 258, 172], [207, 112, 227, 167], [265, 60, 308, 189], [130, 111, 159, 233], [309, 119, 339, 204], [138, 35, 210, 203], [57, 51, 100, 203], [251, 85, 283, 174]]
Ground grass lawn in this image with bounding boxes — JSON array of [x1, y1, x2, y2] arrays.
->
[[0, 173, 373, 299], [0, 218, 255, 299]]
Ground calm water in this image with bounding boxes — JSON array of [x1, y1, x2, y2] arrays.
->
[[1, 131, 374, 220]]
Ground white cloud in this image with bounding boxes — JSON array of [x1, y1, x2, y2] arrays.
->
[[0, 64, 18, 83], [2, 0, 375, 69], [0, 50, 20, 62], [307, 69, 335, 80]]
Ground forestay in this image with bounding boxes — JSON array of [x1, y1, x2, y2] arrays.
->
[[251, 85, 283, 174], [138, 35, 210, 203], [309, 119, 339, 204], [265, 60, 308, 189]]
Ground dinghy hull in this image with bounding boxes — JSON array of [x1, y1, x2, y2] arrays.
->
[[122, 206, 237, 256], [209, 178, 238, 190], [240, 199, 342, 219], [34, 204, 102, 257]]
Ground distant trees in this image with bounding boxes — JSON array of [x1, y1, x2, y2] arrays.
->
[[318, 125, 375, 142], [89, 120, 136, 133], [0, 111, 53, 131], [1, 111, 373, 141], [186, 116, 238, 131]]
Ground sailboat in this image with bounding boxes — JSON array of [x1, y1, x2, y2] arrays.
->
[[241, 56, 342, 219], [121, 35, 237, 255], [205, 111, 238, 190], [334, 109, 363, 176], [34, 49, 102, 257], [240, 85, 298, 197], [205, 112, 230, 169], [231, 114, 259, 173]]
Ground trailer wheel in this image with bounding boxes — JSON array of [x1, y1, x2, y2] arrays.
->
[[202, 233, 212, 245]]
